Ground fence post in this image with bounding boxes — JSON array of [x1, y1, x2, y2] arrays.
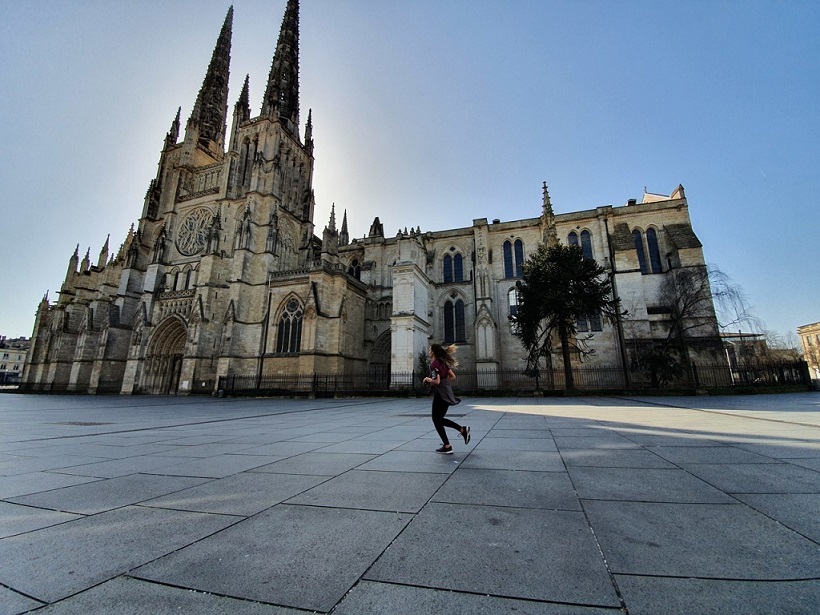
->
[[799, 360, 811, 387], [691, 361, 700, 388]]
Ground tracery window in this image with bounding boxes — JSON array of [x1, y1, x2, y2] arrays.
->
[[348, 259, 361, 280], [276, 298, 303, 353]]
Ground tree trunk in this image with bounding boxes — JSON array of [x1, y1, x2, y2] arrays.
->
[[559, 320, 574, 390]]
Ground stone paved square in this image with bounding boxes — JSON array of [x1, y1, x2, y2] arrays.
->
[[1, 392, 819, 613]]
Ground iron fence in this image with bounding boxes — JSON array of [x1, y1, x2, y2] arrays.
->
[[218, 361, 812, 397], [15, 361, 810, 396]]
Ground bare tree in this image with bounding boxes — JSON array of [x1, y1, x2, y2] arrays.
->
[[630, 264, 757, 386], [707, 266, 763, 333], [763, 330, 803, 362]]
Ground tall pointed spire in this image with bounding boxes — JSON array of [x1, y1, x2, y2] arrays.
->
[[339, 209, 349, 246], [261, 0, 300, 135], [187, 6, 233, 153]]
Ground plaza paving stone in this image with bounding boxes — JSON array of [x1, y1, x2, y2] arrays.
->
[[0, 391, 819, 613]]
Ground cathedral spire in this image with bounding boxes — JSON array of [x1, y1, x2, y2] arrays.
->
[[261, 0, 300, 135], [186, 6, 233, 153]]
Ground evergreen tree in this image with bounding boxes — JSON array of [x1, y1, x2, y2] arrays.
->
[[512, 243, 622, 390]]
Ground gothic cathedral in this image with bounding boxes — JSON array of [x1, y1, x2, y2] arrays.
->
[[22, 0, 721, 394]]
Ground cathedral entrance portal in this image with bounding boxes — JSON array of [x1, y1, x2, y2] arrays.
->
[[143, 317, 187, 394]]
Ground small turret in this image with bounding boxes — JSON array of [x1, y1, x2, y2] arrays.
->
[[304, 108, 314, 155], [66, 245, 79, 280], [322, 204, 339, 256], [541, 182, 558, 247], [339, 209, 349, 246], [80, 248, 91, 273], [164, 107, 181, 150], [97, 235, 110, 269], [368, 217, 384, 238], [229, 74, 251, 151]]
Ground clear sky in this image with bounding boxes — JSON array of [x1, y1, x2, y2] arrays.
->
[[1, 0, 818, 342]]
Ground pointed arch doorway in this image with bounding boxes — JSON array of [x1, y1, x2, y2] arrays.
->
[[143, 317, 187, 394]]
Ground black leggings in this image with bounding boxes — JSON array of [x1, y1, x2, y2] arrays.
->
[[432, 392, 462, 446]]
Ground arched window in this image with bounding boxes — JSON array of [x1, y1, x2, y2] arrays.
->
[[348, 259, 361, 280], [503, 239, 525, 278], [514, 239, 524, 277], [184, 269, 193, 290], [173, 271, 180, 291], [276, 299, 303, 353], [444, 299, 466, 343], [508, 288, 519, 317], [443, 254, 453, 283], [646, 228, 662, 273], [577, 312, 603, 332], [580, 230, 593, 260], [568, 231, 578, 246], [632, 229, 648, 274], [443, 252, 464, 283], [503, 241, 513, 277]]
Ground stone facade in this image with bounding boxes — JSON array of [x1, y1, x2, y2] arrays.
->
[[797, 322, 820, 387], [22, 0, 722, 395]]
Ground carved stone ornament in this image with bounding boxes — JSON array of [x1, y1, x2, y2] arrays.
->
[[176, 207, 213, 256]]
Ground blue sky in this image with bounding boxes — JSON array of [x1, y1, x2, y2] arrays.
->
[[1, 0, 818, 341]]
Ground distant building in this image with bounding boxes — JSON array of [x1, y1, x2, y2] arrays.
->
[[22, 1, 722, 394], [797, 322, 820, 388], [0, 336, 30, 385]]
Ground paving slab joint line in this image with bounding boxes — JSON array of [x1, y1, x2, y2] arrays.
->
[[333, 577, 627, 613], [0, 580, 44, 607], [119, 574, 290, 611], [561, 454, 631, 614], [616, 573, 820, 583], [14, 398, 390, 444]]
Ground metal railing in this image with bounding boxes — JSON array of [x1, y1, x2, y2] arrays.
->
[[217, 361, 812, 397]]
